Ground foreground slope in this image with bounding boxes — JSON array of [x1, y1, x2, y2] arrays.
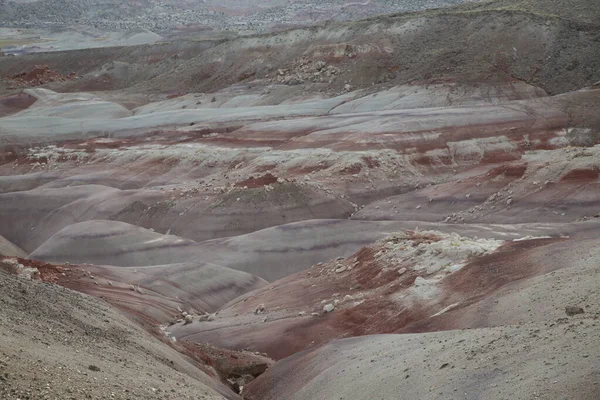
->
[[0, 268, 235, 400], [244, 235, 600, 399], [245, 322, 600, 400]]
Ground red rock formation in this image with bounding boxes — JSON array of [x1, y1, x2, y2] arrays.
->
[[6, 65, 75, 88]]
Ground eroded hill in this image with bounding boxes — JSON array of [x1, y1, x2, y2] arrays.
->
[[1, 0, 599, 399]]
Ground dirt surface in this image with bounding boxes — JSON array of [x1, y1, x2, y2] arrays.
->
[[458, 0, 600, 25], [0, 1, 599, 96], [0, 235, 27, 257], [5, 64, 75, 88], [246, 318, 600, 400], [1, 1, 599, 399], [0, 0, 479, 33], [0, 267, 235, 400], [244, 233, 600, 399]]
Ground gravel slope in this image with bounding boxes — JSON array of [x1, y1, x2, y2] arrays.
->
[[245, 237, 600, 399], [0, 268, 236, 400], [245, 320, 600, 400]]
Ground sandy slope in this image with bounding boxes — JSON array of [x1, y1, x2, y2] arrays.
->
[[244, 236, 600, 399], [245, 321, 600, 400], [0, 2, 599, 398], [0, 268, 235, 400]]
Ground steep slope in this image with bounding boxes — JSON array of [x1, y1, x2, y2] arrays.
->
[[245, 322, 600, 400], [28, 220, 200, 266], [1, 0, 599, 96], [354, 145, 600, 224], [0, 268, 236, 400], [244, 234, 600, 399], [1, 85, 598, 257]]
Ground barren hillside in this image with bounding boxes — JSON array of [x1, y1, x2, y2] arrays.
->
[[1, 0, 480, 32], [1, 0, 599, 399], [0, 266, 236, 399]]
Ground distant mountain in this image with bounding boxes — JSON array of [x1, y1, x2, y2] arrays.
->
[[0, 0, 480, 32]]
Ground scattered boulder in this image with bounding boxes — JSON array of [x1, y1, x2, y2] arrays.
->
[[565, 306, 584, 316], [198, 314, 210, 322], [323, 304, 335, 313], [269, 59, 341, 85], [413, 277, 428, 287], [254, 304, 265, 314]]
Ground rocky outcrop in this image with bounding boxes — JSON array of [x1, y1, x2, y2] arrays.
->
[[6, 65, 75, 88]]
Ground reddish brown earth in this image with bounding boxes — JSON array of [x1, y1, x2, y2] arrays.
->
[[6, 64, 75, 88], [1, 79, 599, 399], [167, 234, 578, 359], [0, 256, 272, 396], [1, 2, 600, 399], [242, 234, 600, 400], [234, 173, 280, 188]]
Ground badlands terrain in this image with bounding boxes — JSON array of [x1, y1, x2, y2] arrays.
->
[[1, 0, 600, 399], [2, 0, 479, 32], [0, 0, 479, 54]]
